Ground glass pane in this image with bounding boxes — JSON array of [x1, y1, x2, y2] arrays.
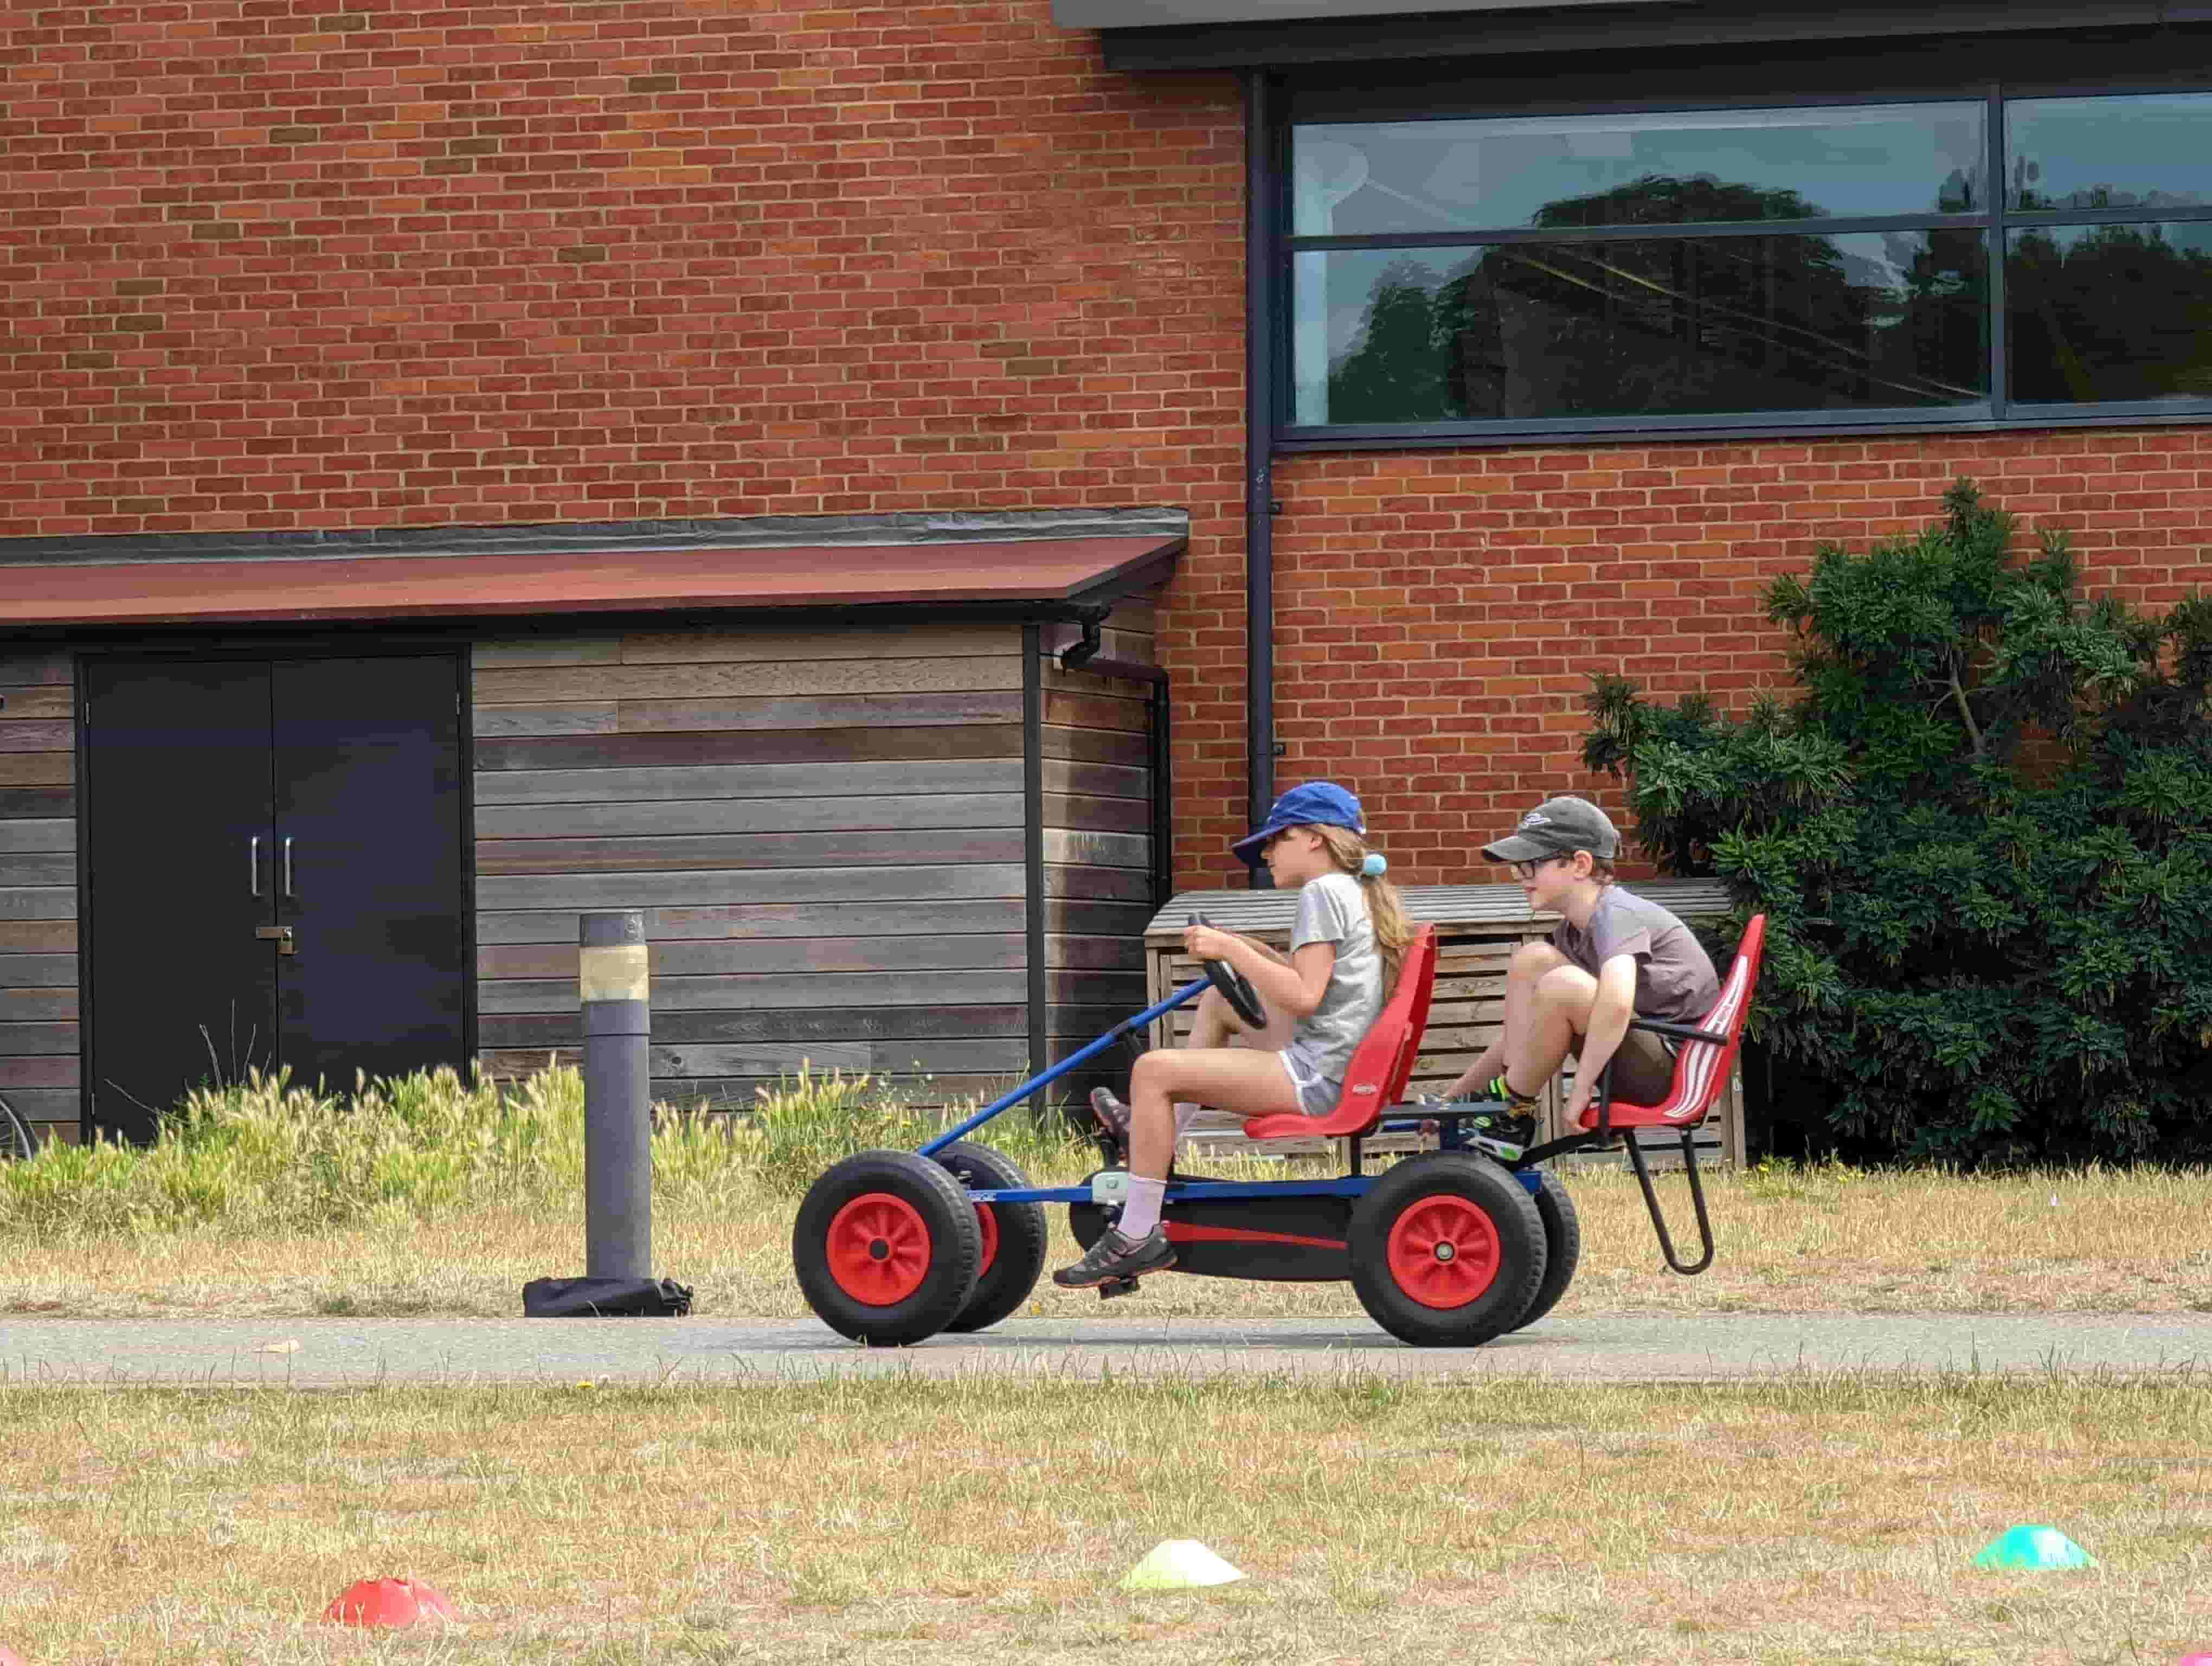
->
[[1291, 232, 1988, 426], [1293, 103, 1986, 236], [2007, 221, 2212, 403], [2008, 93, 2212, 213]]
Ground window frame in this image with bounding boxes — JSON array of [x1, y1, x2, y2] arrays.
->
[[1272, 54, 2212, 449]]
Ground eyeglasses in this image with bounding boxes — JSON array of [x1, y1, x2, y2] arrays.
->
[[1509, 855, 1573, 881]]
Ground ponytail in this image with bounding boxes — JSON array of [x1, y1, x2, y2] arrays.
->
[[1310, 824, 1414, 996]]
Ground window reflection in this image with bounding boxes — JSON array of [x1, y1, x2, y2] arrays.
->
[[1295, 233, 1986, 424], [2008, 94, 2212, 213], [2008, 222, 2212, 403], [1294, 102, 1985, 237]]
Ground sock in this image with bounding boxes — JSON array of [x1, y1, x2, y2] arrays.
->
[[1488, 1073, 1541, 1109], [1117, 1176, 1166, 1239]]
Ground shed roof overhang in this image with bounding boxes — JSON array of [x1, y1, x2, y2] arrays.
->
[[0, 534, 1184, 630]]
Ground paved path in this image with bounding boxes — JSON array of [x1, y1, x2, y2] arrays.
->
[[2, 1312, 2207, 1386]]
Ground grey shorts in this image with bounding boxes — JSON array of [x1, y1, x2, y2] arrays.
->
[[1602, 1026, 1682, 1106], [1276, 1051, 1341, 1119]]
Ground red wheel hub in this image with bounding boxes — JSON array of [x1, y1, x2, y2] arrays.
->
[[825, 1191, 932, 1306], [1385, 1193, 1501, 1310], [974, 1203, 999, 1279]]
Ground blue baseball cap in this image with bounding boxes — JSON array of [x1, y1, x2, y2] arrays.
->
[[1231, 781, 1366, 867]]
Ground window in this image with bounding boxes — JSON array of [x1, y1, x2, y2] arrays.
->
[[1282, 84, 2212, 441]]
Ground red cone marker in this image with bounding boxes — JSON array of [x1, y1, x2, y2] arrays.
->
[[323, 1578, 456, 1627]]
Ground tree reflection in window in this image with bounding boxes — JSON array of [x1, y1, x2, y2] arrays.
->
[[1323, 177, 1985, 423], [2009, 223, 2212, 403]]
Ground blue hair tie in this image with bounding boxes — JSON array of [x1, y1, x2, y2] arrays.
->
[[1360, 852, 1387, 878]]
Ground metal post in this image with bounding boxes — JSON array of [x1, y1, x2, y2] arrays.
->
[[579, 909, 651, 1280]]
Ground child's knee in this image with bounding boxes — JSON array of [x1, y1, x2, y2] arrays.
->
[[1509, 941, 1565, 981], [1130, 1049, 1176, 1099], [1535, 963, 1595, 1011]]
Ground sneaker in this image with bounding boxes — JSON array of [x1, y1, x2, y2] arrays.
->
[[1476, 1075, 1540, 1148], [1089, 1085, 1131, 1140], [1471, 1108, 1536, 1151], [1052, 1225, 1176, 1288]]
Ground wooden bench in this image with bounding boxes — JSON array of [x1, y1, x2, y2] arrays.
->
[[1143, 881, 1745, 1170]]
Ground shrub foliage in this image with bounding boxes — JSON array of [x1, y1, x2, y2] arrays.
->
[[1584, 480, 2212, 1163]]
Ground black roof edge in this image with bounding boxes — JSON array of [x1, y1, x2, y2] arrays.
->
[[1099, 1, 2212, 72]]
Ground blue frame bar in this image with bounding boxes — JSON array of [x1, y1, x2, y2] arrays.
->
[[968, 1176, 1378, 1206], [968, 1168, 1543, 1204], [916, 977, 1212, 1158]]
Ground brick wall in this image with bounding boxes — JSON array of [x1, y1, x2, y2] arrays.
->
[[5, 3, 2210, 898], [0, 0, 1258, 894], [1261, 428, 2212, 887]]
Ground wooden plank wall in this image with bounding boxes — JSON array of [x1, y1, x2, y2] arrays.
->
[[0, 651, 78, 1147], [1038, 601, 1159, 1119], [471, 624, 1041, 1107]]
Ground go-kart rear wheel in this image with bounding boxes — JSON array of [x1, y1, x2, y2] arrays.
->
[[793, 1150, 981, 1346], [1348, 1152, 1545, 1347], [1508, 1169, 1581, 1333], [930, 1140, 1048, 1334]]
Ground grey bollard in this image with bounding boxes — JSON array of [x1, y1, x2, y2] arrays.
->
[[579, 910, 652, 1280]]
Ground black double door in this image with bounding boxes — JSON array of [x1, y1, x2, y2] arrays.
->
[[82, 654, 467, 1143]]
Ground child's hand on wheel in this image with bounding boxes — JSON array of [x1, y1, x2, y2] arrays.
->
[[1185, 922, 1237, 963]]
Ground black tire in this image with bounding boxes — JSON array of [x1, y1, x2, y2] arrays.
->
[[930, 1141, 1048, 1334], [0, 1094, 31, 1163], [1508, 1169, 1581, 1333], [1348, 1152, 1546, 1347], [793, 1150, 981, 1347]]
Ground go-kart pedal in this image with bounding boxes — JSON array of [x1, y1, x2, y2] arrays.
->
[[1098, 1275, 1142, 1301]]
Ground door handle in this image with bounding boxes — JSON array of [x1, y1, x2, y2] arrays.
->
[[249, 835, 260, 896], [255, 925, 297, 956], [282, 836, 294, 898]]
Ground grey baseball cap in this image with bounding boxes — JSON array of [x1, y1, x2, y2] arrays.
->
[[1482, 796, 1621, 863]]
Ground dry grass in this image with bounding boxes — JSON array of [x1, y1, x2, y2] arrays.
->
[[1, 1066, 2205, 1319], [0, 1371, 2207, 1663], [3, 1158, 2208, 1321]]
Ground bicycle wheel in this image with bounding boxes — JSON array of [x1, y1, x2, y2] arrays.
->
[[0, 1093, 34, 1162]]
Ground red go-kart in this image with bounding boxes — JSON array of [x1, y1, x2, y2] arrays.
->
[[793, 914, 1767, 1347]]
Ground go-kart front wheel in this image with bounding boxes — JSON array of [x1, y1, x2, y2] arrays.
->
[[930, 1140, 1048, 1334], [1348, 1152, 1545, 1347], [793, 1150, 981, 1346]]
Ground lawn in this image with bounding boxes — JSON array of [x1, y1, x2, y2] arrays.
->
[[0, 1372, 2207, 1663]]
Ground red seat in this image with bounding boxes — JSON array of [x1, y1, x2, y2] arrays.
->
[[1579, 914, 1767, 1132], [1240, 924, 1439, 1142]]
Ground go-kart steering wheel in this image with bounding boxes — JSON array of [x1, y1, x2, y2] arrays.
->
[[1190, 913, 1268, 1030]]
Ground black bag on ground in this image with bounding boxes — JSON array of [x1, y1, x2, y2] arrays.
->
[[523, 1276, 694, 1317]]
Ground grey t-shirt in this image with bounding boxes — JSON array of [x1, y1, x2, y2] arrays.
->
[[1281, 870, 1385, 1092], [1551, 887, 1719, 1024]]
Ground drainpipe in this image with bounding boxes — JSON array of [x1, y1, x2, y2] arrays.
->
[[1243, 66, 1277, 887]]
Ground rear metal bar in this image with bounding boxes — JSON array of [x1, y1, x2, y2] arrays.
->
[[916, 977, 1212, 1158], [1627, 1126, 1717, 1276]]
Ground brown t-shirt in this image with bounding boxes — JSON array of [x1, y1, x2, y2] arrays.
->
[[1551, 888, 1720, 1024]]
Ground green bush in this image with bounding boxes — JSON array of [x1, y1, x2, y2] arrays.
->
[[1584, 479, 2212, 1164]]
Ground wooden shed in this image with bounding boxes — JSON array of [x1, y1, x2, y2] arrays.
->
[[0, 510, 1182, 1146], [1143, 881, 1746, 1167]]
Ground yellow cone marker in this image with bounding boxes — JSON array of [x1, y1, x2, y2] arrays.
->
[[1121, 1540, 1244, 1591]]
